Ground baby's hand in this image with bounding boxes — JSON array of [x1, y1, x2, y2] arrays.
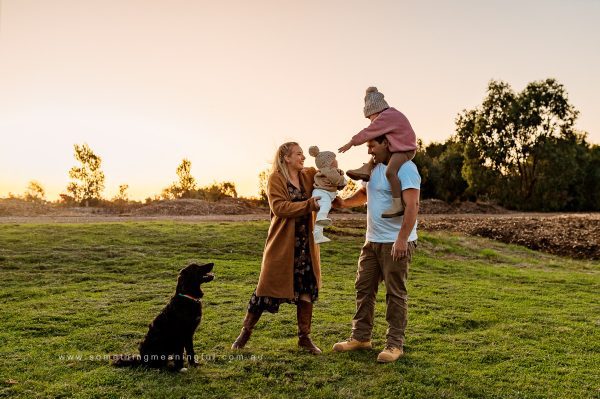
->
[[338, 142, 353, 153]]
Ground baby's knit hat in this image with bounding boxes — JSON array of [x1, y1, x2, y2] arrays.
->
[[363, 86, 390, 117], [309, 146, 336, 169]]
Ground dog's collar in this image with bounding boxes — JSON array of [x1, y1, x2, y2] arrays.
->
[[178, 293, 201, 303]]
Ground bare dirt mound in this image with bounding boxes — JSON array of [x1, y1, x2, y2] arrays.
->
[[3, 197, 598, 259], [419, 199, 510, 214], [0, 197, 269, 217], [335, 214, 600, 260], [0, 197, 507, 217], [420, 215, 600, 260], [131, 198, 268, 216], [0, 199, 58, 216]]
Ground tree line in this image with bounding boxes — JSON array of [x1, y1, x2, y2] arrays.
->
[[413, 78, 599, 211], [6, 78, 599, 211], [10, 144, 238, 206]]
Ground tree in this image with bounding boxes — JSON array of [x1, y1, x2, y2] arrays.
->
[[460, 142, 502, 201], [257, 170, 269, 203], [112, 184, 130, 203], [176, 158, 197, 195], [412, 140, 435, 199], [24, 180, 46, 202], [201, 182, 237, 201], [66, 143, 105, 206], [163, 158, 197, 199], [219, 182, 237, 198], [431, 141, 468, 202], [456, 78, 579, 206], [582, 144, 600, 210], [530, 132, 597, 211], [413, 140, 468, 202]]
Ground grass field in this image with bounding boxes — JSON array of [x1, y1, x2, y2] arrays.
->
[[0, 221, 598, 399]]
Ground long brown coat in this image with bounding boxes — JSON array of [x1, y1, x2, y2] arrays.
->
[[255, 167, 321, 299]]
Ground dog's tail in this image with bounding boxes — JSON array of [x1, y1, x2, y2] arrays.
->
[[110, 354, 143, 367]]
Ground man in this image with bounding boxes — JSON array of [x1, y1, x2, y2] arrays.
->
[[332, 135, 420, 363]]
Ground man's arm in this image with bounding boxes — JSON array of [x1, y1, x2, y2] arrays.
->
[[332, 186, 367, 209], [391, 188, 419, 260]]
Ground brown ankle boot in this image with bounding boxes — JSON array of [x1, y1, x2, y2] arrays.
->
[[346, 162, 373, 182], [231, 310, 262, 349], [297, 301, 322, 355]]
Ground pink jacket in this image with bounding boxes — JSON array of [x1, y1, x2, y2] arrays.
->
[[351, 107, 417, 152]]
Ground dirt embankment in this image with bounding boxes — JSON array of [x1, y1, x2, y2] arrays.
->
[[1, 198, 598, 260], [420, 215, 600, 260], [0, 198, 508, 217], [0, 197, 268, 217], [333, 214, 600, 260]]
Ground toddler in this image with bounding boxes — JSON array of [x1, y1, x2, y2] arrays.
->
[[309, 146, 347, 244], [339, 87, 417, 218]]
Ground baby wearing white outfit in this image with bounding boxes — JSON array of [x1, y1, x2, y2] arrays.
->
[[308, 146, 348, 244]]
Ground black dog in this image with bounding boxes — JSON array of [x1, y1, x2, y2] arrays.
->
[[112, 263, 214, 371]]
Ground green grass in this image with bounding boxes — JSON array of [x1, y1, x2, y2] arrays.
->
[[0, 221, 598, 399]]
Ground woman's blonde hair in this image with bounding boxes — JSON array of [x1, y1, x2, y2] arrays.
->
[[271, 141, 299, 183]]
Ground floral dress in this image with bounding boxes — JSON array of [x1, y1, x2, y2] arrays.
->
[[247, 181, 319, 313]]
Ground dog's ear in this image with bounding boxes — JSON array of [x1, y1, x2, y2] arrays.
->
[[176, 273, 185, 293], [176, 265, 193, 292]]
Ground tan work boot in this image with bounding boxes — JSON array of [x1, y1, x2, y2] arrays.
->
[[376, 346, 404, 363], [346, 162, 373, 182], [332, 337, 372, 352], [381, 197, 405, 218], [231, 310, 262, 349]]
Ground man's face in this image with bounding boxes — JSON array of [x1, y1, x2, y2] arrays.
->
[[366, 139, 390, 164]]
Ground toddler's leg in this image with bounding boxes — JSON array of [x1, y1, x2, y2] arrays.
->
[[313, 224, 330, 244], [386, 151, 413, 198], [382, 151, 415, 218], [314, 189, 333, 226]]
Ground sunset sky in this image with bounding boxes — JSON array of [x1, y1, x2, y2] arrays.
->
[[1, 0, 599, 200]]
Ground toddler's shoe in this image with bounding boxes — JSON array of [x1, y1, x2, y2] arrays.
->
[[313, 228, 331, 244], [346, 163, 373, 182], [315, 217, 332, 226]]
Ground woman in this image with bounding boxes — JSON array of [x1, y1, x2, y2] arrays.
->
[[231, 142, 323, 354]]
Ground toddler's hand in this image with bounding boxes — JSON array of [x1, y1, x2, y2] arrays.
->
[[338, 142, 353, 153]]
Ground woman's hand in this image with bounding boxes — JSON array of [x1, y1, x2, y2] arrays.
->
[[310, 197, 321, 211], [338, 141, 353, 153]]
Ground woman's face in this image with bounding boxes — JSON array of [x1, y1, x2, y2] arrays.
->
[[285, 145, 305, 172]]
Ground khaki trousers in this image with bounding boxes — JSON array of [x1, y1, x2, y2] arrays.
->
[[351, 240, 416, 348]]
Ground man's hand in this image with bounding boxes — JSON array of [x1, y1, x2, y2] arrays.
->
[[338, 141, 353, 153], [332, 196, 344, 209], [391, 238, 409, 261]]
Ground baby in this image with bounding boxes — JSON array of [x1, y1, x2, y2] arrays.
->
[[339, 87, 417, 218], [309, 146, 347, 244]]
